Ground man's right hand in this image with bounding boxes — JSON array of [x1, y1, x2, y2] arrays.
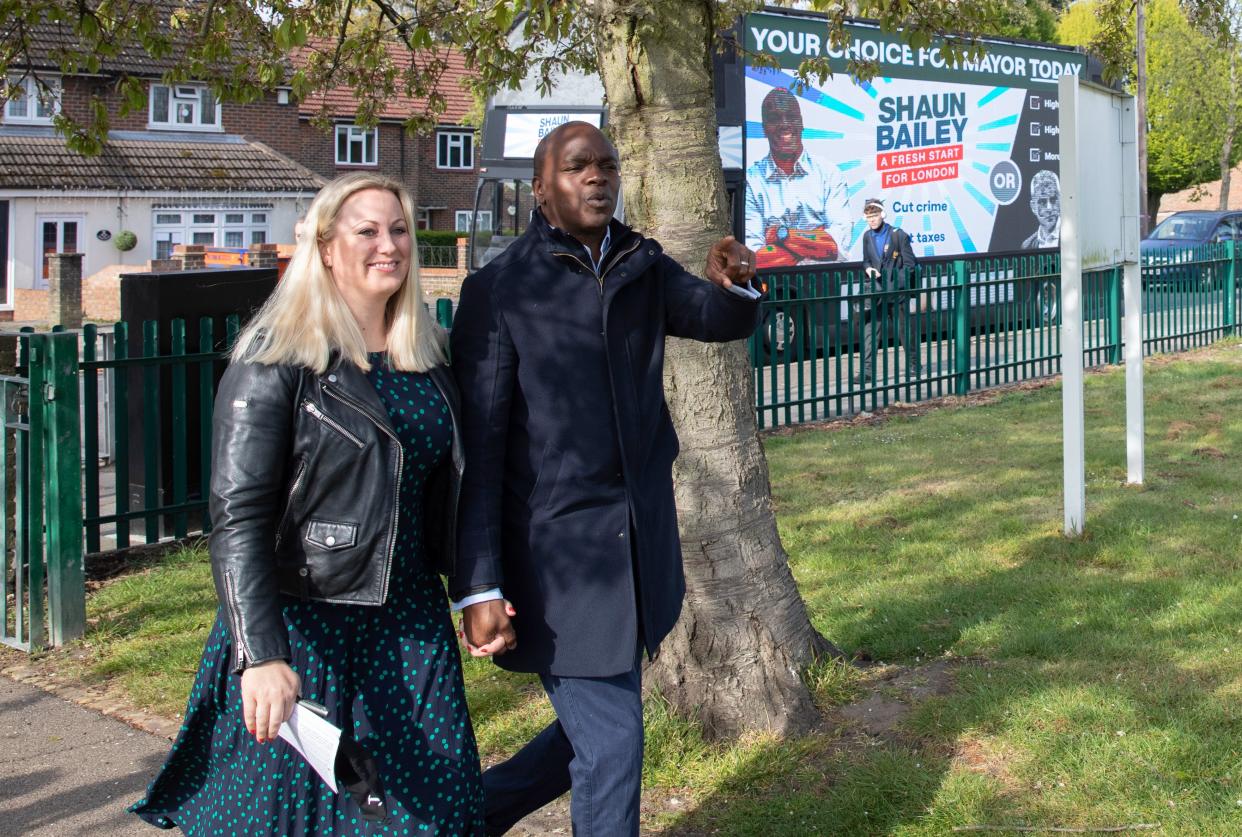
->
[[461, 600, 517, 657]]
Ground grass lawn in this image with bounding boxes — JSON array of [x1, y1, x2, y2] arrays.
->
[[47, 340, 1242, 834]]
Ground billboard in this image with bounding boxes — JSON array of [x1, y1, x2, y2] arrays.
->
[[743, 13, 1087, 263]]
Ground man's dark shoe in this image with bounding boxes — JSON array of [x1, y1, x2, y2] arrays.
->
[[852, 373, 872, 385]]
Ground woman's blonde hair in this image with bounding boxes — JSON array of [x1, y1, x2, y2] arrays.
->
[[232, 172, 446, 373]]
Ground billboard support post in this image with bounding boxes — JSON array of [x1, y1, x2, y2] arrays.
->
[[1059, 72, 1086, 536], [1058, 74, 1142, 536]]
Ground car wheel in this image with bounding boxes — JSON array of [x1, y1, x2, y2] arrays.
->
[[761, 307, 804, 363], [1035, 279, 1059, 325]]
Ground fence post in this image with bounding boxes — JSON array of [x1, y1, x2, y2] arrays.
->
[[1226, 241, 1237, 336], [436, 298, 454, 329], [1107, 266, 1123, 364], [954, 260, 970, 395], [42, 332, 84, 645]]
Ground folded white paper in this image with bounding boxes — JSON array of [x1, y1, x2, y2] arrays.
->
[[278, 703, 343, 791], [724, 281, 762, 300]]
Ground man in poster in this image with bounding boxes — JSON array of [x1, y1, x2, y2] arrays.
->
[[857, 197, 920, 383], [1022, 170, 1061, 249], [745, 87, 853, 268]]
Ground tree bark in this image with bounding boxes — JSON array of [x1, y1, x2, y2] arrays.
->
[[1137, 0, 1150, 235], [593, 0, 840, 740], [1219, 48, 1237, 211]]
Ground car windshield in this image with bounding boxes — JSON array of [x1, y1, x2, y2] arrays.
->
[[1148, 215, 1215, 241]]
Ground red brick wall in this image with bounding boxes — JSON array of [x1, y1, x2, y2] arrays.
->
[[295, 121, 418, 199], [416, 129, 479, 232], [58, 77, 302, 141]]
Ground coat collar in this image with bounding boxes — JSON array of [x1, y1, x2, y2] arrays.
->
[[524, 206, 660, 293]]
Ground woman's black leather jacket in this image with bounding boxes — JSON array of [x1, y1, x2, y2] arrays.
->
[[208, 354, 463, 673]]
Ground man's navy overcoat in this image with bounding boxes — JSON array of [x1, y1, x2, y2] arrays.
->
[[449, 211, 761, 677]]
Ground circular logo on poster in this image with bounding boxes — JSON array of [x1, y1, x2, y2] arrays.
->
[[988, 160, 1023, 205]]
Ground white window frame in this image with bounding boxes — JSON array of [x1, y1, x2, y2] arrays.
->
[[148, 83, 222, 131], [35, 214, 85, 291], [335, 125, 378, 166], [4, 75, 61, 124], [437, 130, 474, 170], [455, 210, 491, 232], [151, 206, 271, 259]]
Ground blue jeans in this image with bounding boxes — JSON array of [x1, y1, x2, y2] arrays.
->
[[482, 660, 643, 836]]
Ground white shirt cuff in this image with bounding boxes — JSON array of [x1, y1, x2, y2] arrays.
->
[[451, 588, 503, 612]]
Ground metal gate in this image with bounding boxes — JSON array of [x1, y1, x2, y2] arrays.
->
[[1, 332, 84, 650]]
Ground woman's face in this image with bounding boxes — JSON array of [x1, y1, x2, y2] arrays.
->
[[320, 188, 411, 309]]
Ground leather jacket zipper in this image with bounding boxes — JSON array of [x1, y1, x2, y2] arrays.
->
[[273, 458, 308, 552], [223, 570, 253, 670], [321, 384, 402, 604], [302, 400, 364, 448]]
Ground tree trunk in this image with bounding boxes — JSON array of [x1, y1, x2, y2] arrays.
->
[[1219, 49, 1237, 211], [1136, 0, 1150, 235], [592, 0, 840, 740]]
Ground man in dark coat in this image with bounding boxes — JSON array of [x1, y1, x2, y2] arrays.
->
[[449, 121, 761, 836], [857, 196, 921, 383]]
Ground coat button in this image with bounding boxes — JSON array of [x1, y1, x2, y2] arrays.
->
[[325, 535, 336, 546], [328, 374, 338, 382], [298, 567, 309, 576], [618, 530, 626, 538]]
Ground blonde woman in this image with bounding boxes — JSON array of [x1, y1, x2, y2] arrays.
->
[[132, 173, 485, 835]]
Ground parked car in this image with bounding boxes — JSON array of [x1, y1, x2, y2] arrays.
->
[[1141, 210, 1239, 287], [1143, 210, 1240, 252]]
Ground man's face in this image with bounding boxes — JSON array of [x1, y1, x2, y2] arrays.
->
[[532, 125, 620, 243], [864, 208, 884, 231], [762, 97, 803, 162], [1031, 186, 1060, 229]]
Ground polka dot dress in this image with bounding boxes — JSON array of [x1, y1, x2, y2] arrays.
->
[[131, 359, 485, 835]]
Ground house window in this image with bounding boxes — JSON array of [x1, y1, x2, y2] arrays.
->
[[437, 130, 474, 170], [4, 75, 60, 124], [36, 215, 83, 290], [416, 208, 430, 231], [149, 83, 222, 130], [455, 210, 491, 232], [152, 205, 271, 259], [336, 125, 378, 166]]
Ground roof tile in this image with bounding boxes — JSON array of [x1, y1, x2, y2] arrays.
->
[[0, 133, 325, 192]]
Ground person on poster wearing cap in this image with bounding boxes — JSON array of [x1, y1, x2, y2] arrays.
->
[[857, 197, 920, 384]]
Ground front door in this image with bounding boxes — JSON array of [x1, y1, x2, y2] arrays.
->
[[36, 215, 84, 290]]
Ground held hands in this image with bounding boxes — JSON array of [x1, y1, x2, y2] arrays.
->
[[460, 600, 518, 658], [240, 659, 300, 743], [705, 236, 758, 290]]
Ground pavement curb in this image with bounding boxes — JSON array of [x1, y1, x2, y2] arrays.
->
[[0, 661, 181, 741]]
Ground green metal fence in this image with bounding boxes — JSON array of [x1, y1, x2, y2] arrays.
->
[[751, 242, 1240, 429], [80, 316, 241, 555], [1, 332, 84, 650]]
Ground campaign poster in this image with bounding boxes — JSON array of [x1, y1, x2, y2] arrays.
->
[[743, 13, 1086, 262]]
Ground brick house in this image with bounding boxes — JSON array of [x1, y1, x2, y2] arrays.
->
[[0, 24, 325, 318], [295, 46, 482, 233]]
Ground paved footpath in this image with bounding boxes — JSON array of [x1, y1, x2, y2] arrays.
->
[[0, 674, 169, 836], [0, 673, 576, 835]]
